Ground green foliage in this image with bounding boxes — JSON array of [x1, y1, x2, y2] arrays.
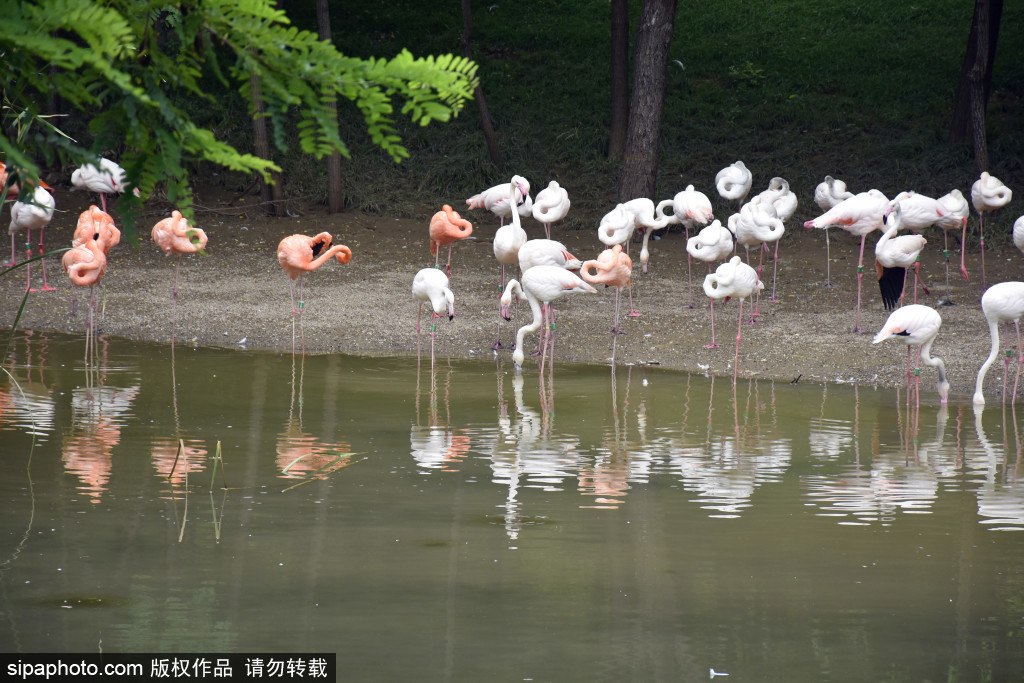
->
[[0, 0, 478, 231]]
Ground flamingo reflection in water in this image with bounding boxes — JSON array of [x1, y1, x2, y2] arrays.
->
[[63, 381, 141, 503], [411, 362, 470, 473], [972, 405, 1024, 530]]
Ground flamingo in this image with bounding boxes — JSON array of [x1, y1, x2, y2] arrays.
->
[[715, 160, 752, 209], [61, 231, 107, 364], [655, 184, 714, 306], [973, 281, 1024, 407], [618, 197, 675, 275], [804, 189, 889, 333], [730, 195, 784, 319], [932, 188, 970, 304], [73, 205, 121, 253], [598, 204, 642, 316], [687, 219, 735, 348], [517, 238, 581, 273], [872, 304, 949, 406], [8, 184, 56, 291], [0, 161, 18, 201], [428, 204, 473, 276], [492, 177, 530, 350], [702, 255, 763, 381], [753, 177, 797, 302], [532, 180, 570, 239], [1014, 215, 1024, 258], [151, 210, 208, 339], [277, 232, 352, 355], [581, 244, 632, 335], [875, 202, 928, 310], [467, 175, 531, 227], [971, 172, 1013, 289], [71, 158, 140, 213], [500, 264, 597, 369], [412, 267, 454, 368], [813, 175, 854, 286]]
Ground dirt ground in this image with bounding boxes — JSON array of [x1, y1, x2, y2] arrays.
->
[[3, 186, 1023, 403]]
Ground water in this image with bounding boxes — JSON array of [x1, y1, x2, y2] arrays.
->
[[1, 331, 1023, 681]]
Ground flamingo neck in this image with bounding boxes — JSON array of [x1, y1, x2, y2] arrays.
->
[[973, 319, 1002, 405]]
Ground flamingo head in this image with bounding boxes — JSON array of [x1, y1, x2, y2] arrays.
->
[[334, 244, 353, 265]]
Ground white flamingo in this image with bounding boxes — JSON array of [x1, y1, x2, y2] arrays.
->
[[1014, 215, 1024, 258], [973, 281, 1024, 407], [933, 188, 970, 303], [804, 189, 889, 333], [412, 268, 455, 368], [517, 238, 581, 273], [467, 175, 532, 227], [687, 219, 735, 348], [971, 172, 1013, 289], [813, 175, 854, 286], [702, 255, 763, 381], [655, 184, 714, 306], [715, 160, 752, 209], [752, 176, 796, 302], [875, 202, 929, 310], [8, 184, 56, 291], [730, 196, 784, 319], [531, 180, 570, 239], [872, 304, 949, 406], [500, 265, 597, 369], [491, 176, 530, 350], [71, 157, 139, 212]]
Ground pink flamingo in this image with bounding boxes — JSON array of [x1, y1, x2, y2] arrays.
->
[[873, 304, 948, 407], [429, 204, 473, 276], [277, 232, 352, 355], [581, 244, 632, 335], [971, 172, 1012, 289], [804, 189, 889, 333], [73, 205, 121, 253], [61, 231, 107, 363], [152, 210, 209, 338], [8, 184, 56, 291], [702, 255, 763, 382]]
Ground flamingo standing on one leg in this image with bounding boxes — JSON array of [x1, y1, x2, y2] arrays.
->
[[500, 265, 596, 370], [715, 160, 752, 210], [61, 231, 107, 364], [875, 202, 928, 310], [69, 205, 120, 317], [973, 281, 1024, 407], [804, 189, 889, 333], [467, 176, 532, 228], [277, 232, 353, 355], [598, 204, 641, 316], [872, 304, 949, 407], [71, 157, 140, 213], [933, 189, 970, 304], [702, 255, 763, 382], [730, 195, 784, 320], [491, 176, 530, 350], [655, 184, 714, 307], [428, 204, 473, 277], [971, 172, 1013, 290], [813, 175, 854, 286], [532, 180, 570, 239], [8, 184, 56, 291], [152, 210, 209, 342], [412, 267, 455, 369], [753, 177, 797, 302], [687, 219, 735, 348], [581, 244, 633, 335]]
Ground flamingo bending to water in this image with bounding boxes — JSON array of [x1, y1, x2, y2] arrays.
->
[[412, 267, 454, 368], [873, 304, 948, 406], [973, 281, 1024, 407]]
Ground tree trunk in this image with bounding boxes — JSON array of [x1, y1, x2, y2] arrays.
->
[[316, 0, 345, 213], [461, 0, 502, 168], [607, 0, 629, 161], [250, 68, 286, 217], [949, 0, 1003, 172], [617, 0, 676, 202]]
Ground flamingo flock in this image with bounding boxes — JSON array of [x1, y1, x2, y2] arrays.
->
[[5, 158, 1024, 406]]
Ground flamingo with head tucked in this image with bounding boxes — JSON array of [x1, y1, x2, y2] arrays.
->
[[813, 175, 854, 286], [687, 219, 735, 348], [715, 160, 752, 209], [974, 281, 1024, 407], [1013, 215, 1024, 258], [753, 177, 796, 302], [532, 180, 570, 239], [62, 231, 107, 363], [971, 172, 1012, 289], [702, 255, 763, 382], [429, 204, 473, 277], [804, 189, 889, 333], [581, 244, 632, 335], [277, 232, 352, 355], [152, 210, 208, 337], [873, 304, 948, 407], [730, 195, 784, 319], [655, 184, 714, 306]]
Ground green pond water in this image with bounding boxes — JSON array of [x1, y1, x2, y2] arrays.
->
[[1, 330, 1023, 681]]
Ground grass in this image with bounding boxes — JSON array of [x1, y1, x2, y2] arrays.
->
[[202, 0, 1024, 231]]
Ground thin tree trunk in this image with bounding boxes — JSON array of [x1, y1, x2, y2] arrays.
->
[[316, 0, 344, 213], [949, 0, 1003, 172], [608, 0, 629, 161], [618, 0, 676, 201], [461, 0, 502, 168], [250, 68, 286, 217]]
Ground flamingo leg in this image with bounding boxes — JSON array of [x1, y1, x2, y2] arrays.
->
[[914, 347, 922, 412], [1014, 321, 1023, 405], [979, 212, 987, 290], [769, 240, 781, 303], [23, 232, 32, 292], [446, 243, 453, 278], [854, 234, 868, 333], [611, 287, 624, 335], [703, 297, 719, 349], [685, 227, 695, 308], [38, 226, 54, 291], [625, 240, 641, 317], [733, 299, 744, 383], [492, 264, 507, 351], [824, 228, 833, 287], [751, 246, 764, 321], [941, 230, 953, 306], [416, 302, 423, 362], [430, 312, 437, 372]]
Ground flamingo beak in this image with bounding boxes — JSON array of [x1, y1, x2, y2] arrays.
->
[[501, 304, 511, 321]]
